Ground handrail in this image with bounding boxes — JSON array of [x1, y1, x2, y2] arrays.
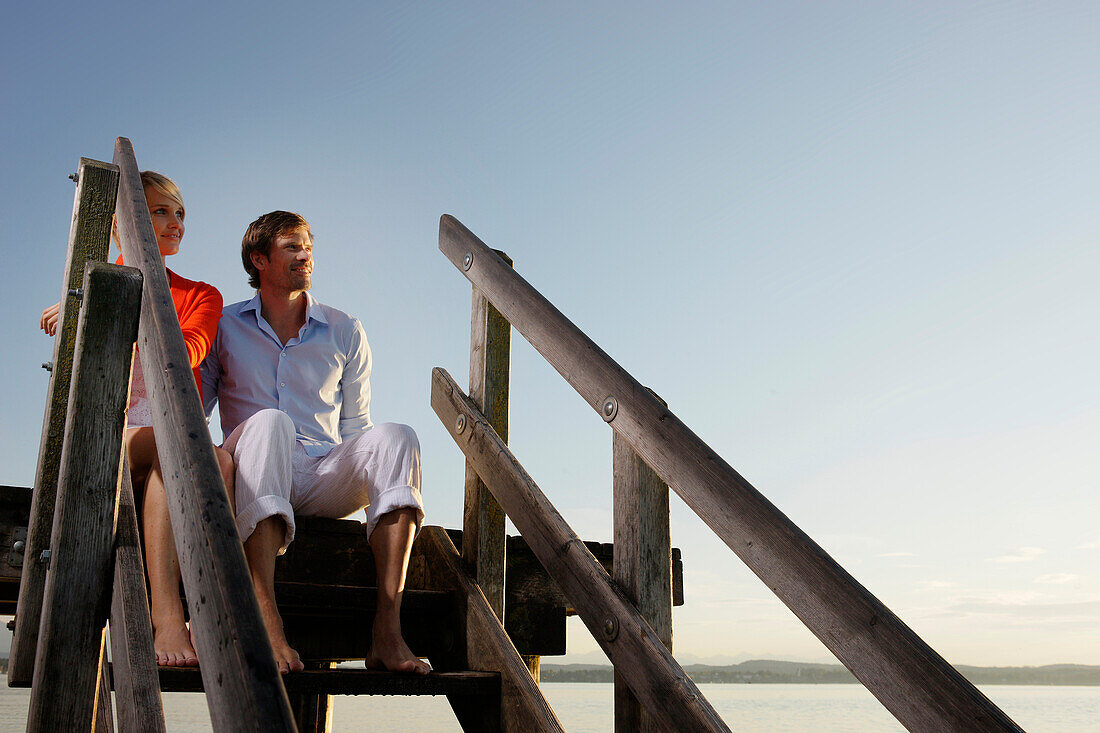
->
[[9, 158, 119, 684], [439, 214, 1024, 733], [432, 367, 729, 733], [113, 138, 296, 731]]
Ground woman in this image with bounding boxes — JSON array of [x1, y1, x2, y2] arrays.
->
[[40, 171, 233, 668]]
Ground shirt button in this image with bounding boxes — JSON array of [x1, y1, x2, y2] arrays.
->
[[280, 352, 286, 358], [280, 382, 286, 387]]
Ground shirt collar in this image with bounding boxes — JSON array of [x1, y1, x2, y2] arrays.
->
[[239, 291, 328, 326]]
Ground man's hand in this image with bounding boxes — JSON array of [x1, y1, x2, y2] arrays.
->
[[40, 302, 60, 336]]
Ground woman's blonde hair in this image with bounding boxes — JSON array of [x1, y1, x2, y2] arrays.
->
[[140, 170, 184, 210], [112, 171, 185, 248]]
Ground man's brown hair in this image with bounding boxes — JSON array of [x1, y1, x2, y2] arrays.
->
[[241, 211, 312, 289]]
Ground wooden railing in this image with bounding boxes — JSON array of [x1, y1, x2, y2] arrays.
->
[[12, 140, 297, 731], [437, 214, 1026, 733]]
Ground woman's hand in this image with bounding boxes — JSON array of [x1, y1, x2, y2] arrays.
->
[[40, 302, 60, 336]]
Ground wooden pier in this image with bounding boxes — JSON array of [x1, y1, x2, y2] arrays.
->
[[2, 138, 1026, 731]]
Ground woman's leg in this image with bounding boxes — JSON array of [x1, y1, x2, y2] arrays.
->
[[128, 427, 198, 667]]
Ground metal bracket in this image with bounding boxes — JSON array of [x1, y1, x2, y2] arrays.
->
[[8, 527, 27, 568]]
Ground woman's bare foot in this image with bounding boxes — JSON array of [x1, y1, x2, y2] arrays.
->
[[257, 596, 304, 673], [365, 628, 431, 675], [153, 622, 199, 667]]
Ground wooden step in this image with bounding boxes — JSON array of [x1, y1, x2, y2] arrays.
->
[[116, 666, 501, 697]]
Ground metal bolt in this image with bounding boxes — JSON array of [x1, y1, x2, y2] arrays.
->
[[461, 253, 473, 271], [68, 288, 83, 300], [602, 615, 619, 641], [601, 396, 618, 422], [454, 414, 467, 435], [69, 173, 78, 183], [12, 540, 25, 553], [39, 550, 50, 567], [42, 362, 53, 372]]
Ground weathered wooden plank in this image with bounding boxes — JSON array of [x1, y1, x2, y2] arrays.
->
[[432, 369, 728, 733], [27, 263, 141, 732], [463, 253, 512, 624], [113, 137, 295, 731], [109, 456, 167, 732], [613, 431, 672, 733], [10, 158, 119, 684], [438, 214, 1024, 733], [410, 526, 564, 733], [147, 666, 501, 697]]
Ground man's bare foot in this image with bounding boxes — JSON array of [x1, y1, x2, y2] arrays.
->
[[153, 622, 199, 667], [257, 597, 304, 673], [366, 629, 431, 675]]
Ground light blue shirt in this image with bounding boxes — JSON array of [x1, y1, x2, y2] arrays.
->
[[201, 292, 372, 456]]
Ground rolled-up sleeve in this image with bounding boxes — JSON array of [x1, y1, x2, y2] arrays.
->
[[338, 318, 372, 441]]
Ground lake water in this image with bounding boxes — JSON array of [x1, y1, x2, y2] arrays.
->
[[1, 682, 1096, 731]]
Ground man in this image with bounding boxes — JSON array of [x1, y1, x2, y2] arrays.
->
[[201, 211, 429, 674]]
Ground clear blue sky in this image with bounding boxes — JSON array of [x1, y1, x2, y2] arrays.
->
[[2, 1, 1097, 666]]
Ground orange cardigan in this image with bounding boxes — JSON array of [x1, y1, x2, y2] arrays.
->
[[117, 256, 222, 401]]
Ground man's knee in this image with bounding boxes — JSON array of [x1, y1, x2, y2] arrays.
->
[[232, 408, 296, 456], [370, 422, 419, 452], [250, 408, 296, 440]]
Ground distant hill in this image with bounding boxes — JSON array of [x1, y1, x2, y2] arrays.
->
[[540, 660, 1100, 685]]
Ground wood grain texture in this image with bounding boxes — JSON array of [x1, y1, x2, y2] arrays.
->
[[438, 214, 1024, 733], [11, 158, 119, 684], [463, 261, 512, 623], [613, 432, 673, 733], [432, 368, 728, 733], [113, 138, 295, 731], [411, 526, 564, 733], [27, 263, 141, 732], [109, 457, 167, 732]]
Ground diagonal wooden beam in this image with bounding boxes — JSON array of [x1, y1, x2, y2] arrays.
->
[[438, 213, 1024, 732], [113, 137, 295, 731], [432, 368, 729, 733]]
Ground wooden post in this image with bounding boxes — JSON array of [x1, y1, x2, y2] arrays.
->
[[439, 214, 1025, 732], [463, 252, 512, 624], [413, 526, 563, 733], [290, 662, 335, 733], [432, 368, 729, 733], [109, 456, 167, 732], [613, 422, 673, 733], [113, 137, 296, 731], [26, 263, 142, 732], [10, 158, 119, 685]]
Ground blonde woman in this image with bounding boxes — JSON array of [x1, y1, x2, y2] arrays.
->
[[40, 172, 233, 667]]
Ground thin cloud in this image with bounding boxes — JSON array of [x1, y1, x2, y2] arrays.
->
[[946, 599, 1100, 620], [1077, 541, 1100, 550], [879, 552, 916, 558], [988, 547, 1046, 563], [1034, 573, 1084, 585]]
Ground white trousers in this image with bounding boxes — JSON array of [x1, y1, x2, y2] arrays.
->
[[222, 409, 424, 553]]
